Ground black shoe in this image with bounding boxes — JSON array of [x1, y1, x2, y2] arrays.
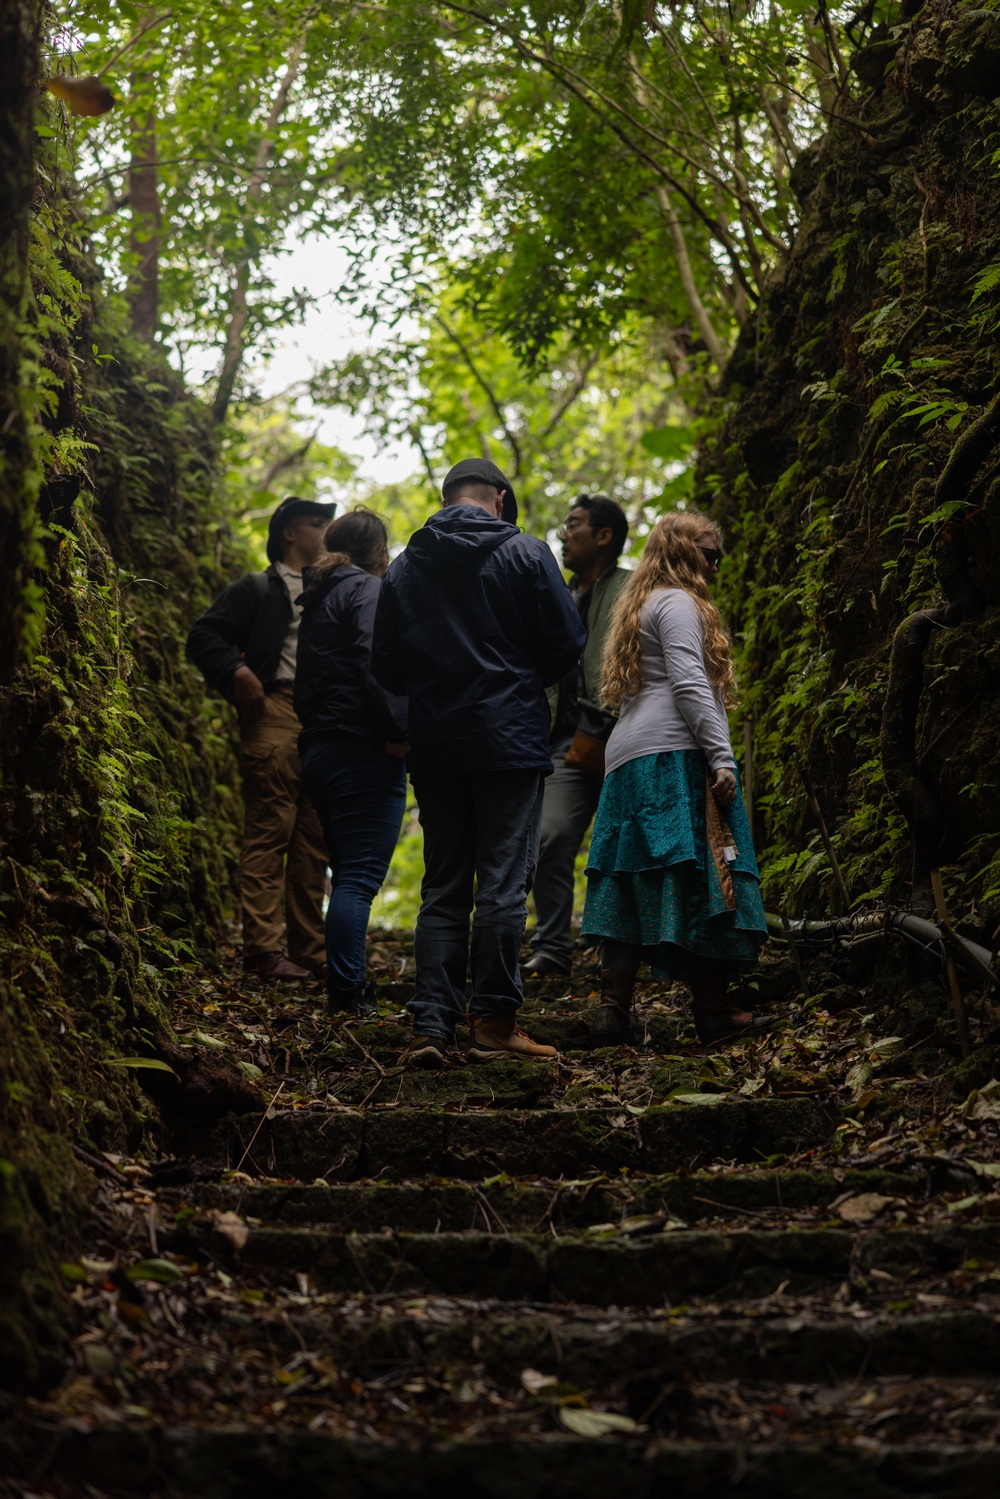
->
[[588, 1002, 632, 1047], [521, 951, 571, 979], [327, 979, 377, 1018]]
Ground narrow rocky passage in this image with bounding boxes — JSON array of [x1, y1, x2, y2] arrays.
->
[[6, 938, 1000, 1497]]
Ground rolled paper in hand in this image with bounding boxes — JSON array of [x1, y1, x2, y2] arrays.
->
[[706, 774, 737, 911]]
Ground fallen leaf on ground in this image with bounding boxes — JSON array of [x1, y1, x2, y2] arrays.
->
[[191, 1030, 228, 1051], [126, 1258, 186, 1283], [559, 1407, 646, 1436], [82, 1344, 117, 1377], [107, 1057, 178, 1076], [209, 1210, 249, 1251], [836, 1193, 891, 1223]]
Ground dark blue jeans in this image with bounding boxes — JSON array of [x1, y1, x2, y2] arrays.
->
[[300, 739, 406, 992], [410, 770, 545, 1039]]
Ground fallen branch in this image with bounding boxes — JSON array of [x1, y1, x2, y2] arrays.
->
[[70, 1143, 130, 1184], [766, 908, 998, 991], [234, 1080, 285, 1175], [930, 871, 972, 1058]]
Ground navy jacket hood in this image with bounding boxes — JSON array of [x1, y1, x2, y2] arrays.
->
[[406, 505, 518, 571]]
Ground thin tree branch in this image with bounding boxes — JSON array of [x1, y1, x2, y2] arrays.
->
[[627, 48, 789, 252], [434, 2, 758, 303], [538, 42, 770, 278], [94, 10, 172, 80], [431, 310, 522, 475], [256, 428, 318, 492], [657, 324, 692, 386], [816, 0, 851, 91], [212, 24, 311, 425], [654, 185, 728, 369], [759, 87, 796, 161], [408, 423, 439, 493], [533, 352, 599, 444]]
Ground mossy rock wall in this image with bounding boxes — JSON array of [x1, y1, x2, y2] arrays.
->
[[702, 2, 1000, 920], [0, 101, 248, 1384]]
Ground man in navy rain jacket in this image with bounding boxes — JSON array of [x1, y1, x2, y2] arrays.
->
[[372, 458, 585, 1066]]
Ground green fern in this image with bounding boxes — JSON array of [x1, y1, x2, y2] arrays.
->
[[970, 264, 1000, 304]]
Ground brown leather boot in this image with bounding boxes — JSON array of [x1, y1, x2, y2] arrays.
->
[[243, 951, 313, 983], [589, 968, 634, 1047]]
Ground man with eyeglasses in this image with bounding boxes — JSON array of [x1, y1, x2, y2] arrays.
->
[[522, 493, 630, 979]]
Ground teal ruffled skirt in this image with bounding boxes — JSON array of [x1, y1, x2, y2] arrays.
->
[[582, 749, 767, 979]]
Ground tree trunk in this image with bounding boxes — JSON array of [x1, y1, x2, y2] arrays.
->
[[212, 30, 309, 425], [654, 185, 728, 370], [0, 0, 41, 677], [128, 84, 160, 340]]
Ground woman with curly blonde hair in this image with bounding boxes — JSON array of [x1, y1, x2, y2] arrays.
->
[[581, 509, 769, 1046]]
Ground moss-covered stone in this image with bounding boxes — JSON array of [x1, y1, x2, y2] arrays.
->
[[0, 93, 250, 1387], [699, 3, 1000, 932]]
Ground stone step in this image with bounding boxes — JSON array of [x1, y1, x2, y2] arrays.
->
[[314, 1052, 751, 1108], [168, 1164, 950, 1234], [202, 1098, 836, 1181], [4, 1422, 1000, 1499], [314, 1018, 690, 1071], [169, 1222, 1000, 1305], [328, 1057, 562, 1108], [199, 1304, 1000, 1386], [323, 998, 693, 1055]]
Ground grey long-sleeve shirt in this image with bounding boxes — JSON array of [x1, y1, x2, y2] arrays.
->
[[604, 587, 737, 776]]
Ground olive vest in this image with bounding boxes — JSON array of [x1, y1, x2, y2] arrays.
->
[[546, 563, 629, 729]]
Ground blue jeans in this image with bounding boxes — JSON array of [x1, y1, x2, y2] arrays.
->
[[300, 739, 406, 992], [410, 770, 545, 1039]]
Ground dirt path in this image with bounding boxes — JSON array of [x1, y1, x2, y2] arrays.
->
[[4, 938, 1000, 1495]]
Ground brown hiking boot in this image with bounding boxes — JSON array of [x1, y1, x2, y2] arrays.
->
[[467, 1018, 558, 1063], [243, 951, 313, 983], [399, 1034, 448, 1068]]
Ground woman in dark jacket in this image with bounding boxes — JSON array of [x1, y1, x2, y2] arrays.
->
[[295, 508, 408, 1014]]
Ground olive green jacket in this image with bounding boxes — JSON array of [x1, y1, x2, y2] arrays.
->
[[546, 564, 629, 731]]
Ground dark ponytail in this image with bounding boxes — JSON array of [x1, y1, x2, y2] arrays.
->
[[308, 506, 389, 583]]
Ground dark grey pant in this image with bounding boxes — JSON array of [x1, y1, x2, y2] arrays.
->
[[530, 742, 603, 968], [410, 771, 545, 1039]]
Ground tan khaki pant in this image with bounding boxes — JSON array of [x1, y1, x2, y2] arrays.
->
[[238, 689, 327, 967]]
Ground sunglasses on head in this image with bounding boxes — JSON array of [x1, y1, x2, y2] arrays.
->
[[698, 546, 722, 568]]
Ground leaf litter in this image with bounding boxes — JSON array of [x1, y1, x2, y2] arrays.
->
[[21, 928, 1000, 1453]]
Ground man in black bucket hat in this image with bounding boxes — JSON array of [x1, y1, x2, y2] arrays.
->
[[373, 458, 585, 1067], [187, 496, 333, 983]]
